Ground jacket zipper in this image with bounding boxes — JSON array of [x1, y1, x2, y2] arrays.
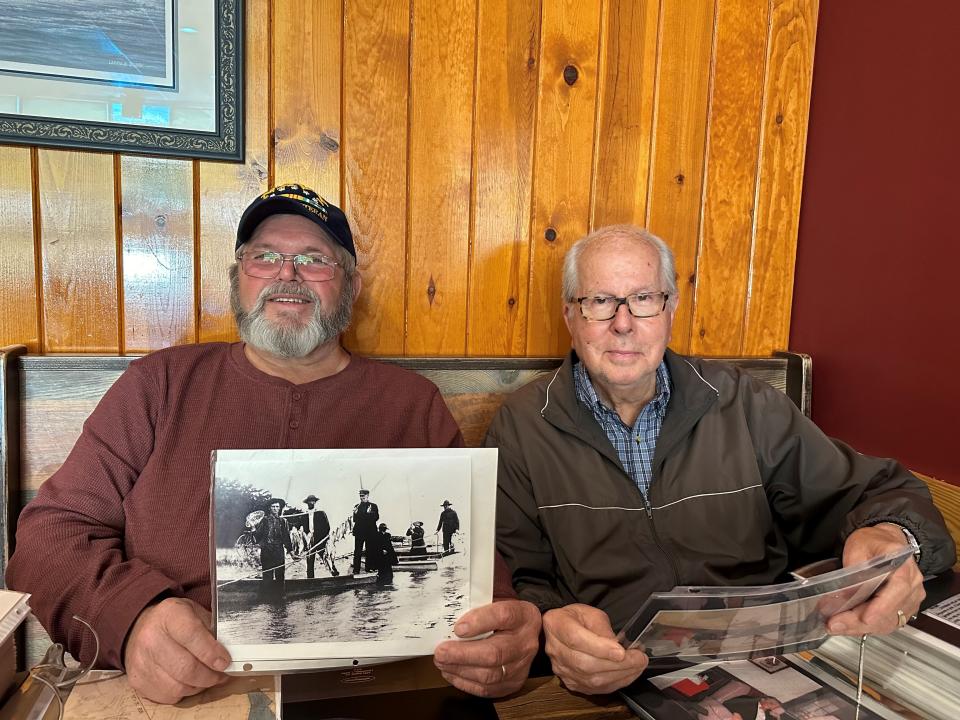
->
[[640, 433, 680, 586], [642, 491, 681, 587]]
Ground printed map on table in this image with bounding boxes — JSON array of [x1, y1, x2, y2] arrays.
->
[[63, 671, 279, 719]]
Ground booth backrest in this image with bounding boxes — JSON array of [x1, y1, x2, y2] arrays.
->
[[0, 346, 812, 667]]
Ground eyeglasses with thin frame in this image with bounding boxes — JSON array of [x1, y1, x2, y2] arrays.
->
[[237, 250, 340, 282], [28, 616, 99, 720], [575, 292, 670, 321]]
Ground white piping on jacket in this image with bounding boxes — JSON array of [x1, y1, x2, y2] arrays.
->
[[538, 502, 649, 512], [539, 367, 563, 417], [649, 483, 763, 510], [538, 484, 763, 513], [682, 358, 719, 396]]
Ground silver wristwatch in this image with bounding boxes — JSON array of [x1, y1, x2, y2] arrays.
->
[[891, 523, 922, 563]]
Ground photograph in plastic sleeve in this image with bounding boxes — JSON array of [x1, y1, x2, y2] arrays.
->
[[617, 546, 912, 661], [620, 655, 905, 720], [210, 448, 497, 672]]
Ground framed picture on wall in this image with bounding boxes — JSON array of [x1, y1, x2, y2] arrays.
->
[[0, 0, 243, 161]]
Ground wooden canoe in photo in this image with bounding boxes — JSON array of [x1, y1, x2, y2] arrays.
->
[[391, 561, 438, 571], [219, 572, 378, 602]]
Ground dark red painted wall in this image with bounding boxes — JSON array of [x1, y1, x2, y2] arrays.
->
[[790, 2, 958, 484]]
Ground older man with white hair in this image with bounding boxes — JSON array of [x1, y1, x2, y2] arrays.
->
[[489, 224, 956, 695]]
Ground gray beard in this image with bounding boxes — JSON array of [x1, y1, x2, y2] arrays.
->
[[231, 275, 353, 359]]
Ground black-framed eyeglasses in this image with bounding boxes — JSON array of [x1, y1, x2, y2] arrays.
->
[[575, 292, 670, 321], [237, 250, 339, 282]]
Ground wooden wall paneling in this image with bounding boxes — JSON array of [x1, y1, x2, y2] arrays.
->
[[37, 150, 118, 353], [591, 0, 660, 228], [526, 0, 604, 356], [119, 157, 195, 352], [0, 148, 39, 350], [645, 0, 716, 356], [743, 0, 818, 355], [406, 0, 477, 354], [198, 0, 271, 343], [272, 0, 341, 197], [466, 0, 539, 356], [341, 0, 411, 355], [689, 0, 770, 355]]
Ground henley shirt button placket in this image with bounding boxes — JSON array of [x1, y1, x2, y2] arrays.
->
[[289, 390, 303, 430]]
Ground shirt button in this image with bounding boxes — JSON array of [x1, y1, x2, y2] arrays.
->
[[292, 392, 302, 401], [290, 420, 300, 429]]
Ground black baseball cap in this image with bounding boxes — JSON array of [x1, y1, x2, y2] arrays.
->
[[236, 183, 356, 259]]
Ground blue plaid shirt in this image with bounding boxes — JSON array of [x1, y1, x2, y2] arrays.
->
[[573, 360, 671, 499]]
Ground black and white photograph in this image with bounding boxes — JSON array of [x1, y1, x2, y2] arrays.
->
[[211, 448, 497, 671], [618, 547, 912, 661]]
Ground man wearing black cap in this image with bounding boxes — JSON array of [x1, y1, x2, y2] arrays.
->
[[10, 183, 544, 705], [352, 488, 380, 573], [302, 493, 336, 579]]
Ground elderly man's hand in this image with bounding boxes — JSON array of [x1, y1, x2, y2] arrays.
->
[[827, 523, 925, 637], [543, 603, 648, 694], [433, 599, 541, 697], [124, 597, 231, 704]]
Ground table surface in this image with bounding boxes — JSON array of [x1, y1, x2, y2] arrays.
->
[[493, 676, 633, 719]]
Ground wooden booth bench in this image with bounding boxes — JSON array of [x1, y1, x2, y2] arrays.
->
[[1, 345, 956, 675]]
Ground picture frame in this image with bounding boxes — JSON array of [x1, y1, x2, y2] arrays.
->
[[0, 0, 243, 161]]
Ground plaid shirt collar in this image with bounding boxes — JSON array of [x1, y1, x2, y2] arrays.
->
[[573, 358, 672, 497], [573, 359, 672, 425]]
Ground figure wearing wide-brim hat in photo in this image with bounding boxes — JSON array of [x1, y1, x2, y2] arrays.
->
[[437, 500, 460, 553], [301, 493, 337, 578], [406, 520, 427, 556]]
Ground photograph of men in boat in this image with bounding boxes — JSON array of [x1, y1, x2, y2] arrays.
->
[[212, 449, 478, 661]]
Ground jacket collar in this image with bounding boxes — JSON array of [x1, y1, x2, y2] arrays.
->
[[539, 349, 720, 469], [539, 351, 623, 467], [655, 350, 720, 469]]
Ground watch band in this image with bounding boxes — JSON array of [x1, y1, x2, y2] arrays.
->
[[880, 522, 922, 563]]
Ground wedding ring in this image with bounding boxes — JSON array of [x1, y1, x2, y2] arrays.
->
[[896, 609, 907, 628]]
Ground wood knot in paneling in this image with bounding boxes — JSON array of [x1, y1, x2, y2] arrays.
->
[[562, 65, 579, 86], [544, 227, 557, 242], [319, 132, 340, 153], [427, 276, 437, 306]]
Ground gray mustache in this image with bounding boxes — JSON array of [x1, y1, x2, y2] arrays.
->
[[255, 282, 319, 307]]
